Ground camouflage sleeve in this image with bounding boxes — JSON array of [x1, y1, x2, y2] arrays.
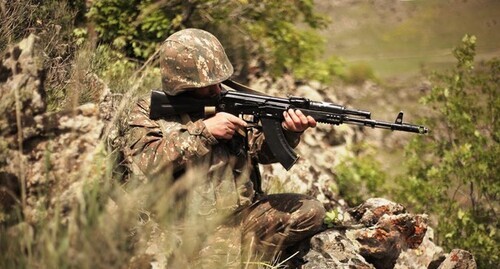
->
[[124, 98, 218, 177], [248, 127, 302, 165]]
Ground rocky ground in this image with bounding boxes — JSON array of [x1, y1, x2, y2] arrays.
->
[[0, 36, 476, 268]]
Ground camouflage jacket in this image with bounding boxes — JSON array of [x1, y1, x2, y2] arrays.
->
[[123, 95, 302, 214]]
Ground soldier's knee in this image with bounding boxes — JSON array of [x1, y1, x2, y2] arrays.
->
[[297, 198, 326, 231]]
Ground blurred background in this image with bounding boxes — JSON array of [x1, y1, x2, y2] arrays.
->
[[317, 0, 500, 79]]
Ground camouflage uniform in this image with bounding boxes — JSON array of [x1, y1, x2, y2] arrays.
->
[[122, 28, 325, 264]]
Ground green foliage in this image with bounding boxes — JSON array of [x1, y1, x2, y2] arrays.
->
[[334, 144, 388, 206], [294, 55, 346, 84], [323, 208, 347, 228], [88, 0, 175, 59], [397, 35, 499, 267], [87, 0, 338, 81], [89, 45, 159, 94]]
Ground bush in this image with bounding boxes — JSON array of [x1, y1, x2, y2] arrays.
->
[[86, 0, 339, 82], [396, 35, 499, 268], [334, 144, 388, 206]]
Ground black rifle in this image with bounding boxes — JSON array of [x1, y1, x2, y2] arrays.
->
[[150, 80, 428, 170]]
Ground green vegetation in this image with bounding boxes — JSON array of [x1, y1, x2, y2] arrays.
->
[[395, 35, 499, 267], [1, 0, 499, 268], [335, 35, 499, 267], [334, 143, 388, 206], [2, 0, 342, 111], [86, 0, 339, 83]]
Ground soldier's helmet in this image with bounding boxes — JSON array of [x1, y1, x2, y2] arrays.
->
[[160, 28, 234, 95]]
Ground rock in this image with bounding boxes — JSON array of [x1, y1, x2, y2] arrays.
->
[[296, 84, 324, 101], [355, 213, 427, 269], [395, 227, 445, 269], [303, 229, 375, 268], [0, 34, 46, 138], [349, 198, 407, 226], [303, 198, 429, 269], [437, 249, 476, 269], [0, 35, 107, 225], [301, 197, 476, 269]]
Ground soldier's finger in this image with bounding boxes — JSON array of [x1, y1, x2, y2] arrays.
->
[[283, 111, 298, 130], [295, 110, 309, 125], [307, 115, 317, 127], [225, 121, 236, 130], [220, 127, 234, 139], [287, 109, 301, 124], [227, 114, 248, 128]]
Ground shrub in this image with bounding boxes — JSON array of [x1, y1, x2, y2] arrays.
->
[[397, 35, 499, 268], [86, 0, 339, 82], [334, 143, 388, 206]]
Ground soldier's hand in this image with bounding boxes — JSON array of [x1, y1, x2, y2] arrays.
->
[[204, 112, 248, 140], [282, 109, 317, 132]]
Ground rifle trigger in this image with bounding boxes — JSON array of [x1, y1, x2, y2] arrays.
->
[[395, 111, 404, 124]]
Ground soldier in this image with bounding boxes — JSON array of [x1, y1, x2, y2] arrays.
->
[[123, 28, 326, 267]]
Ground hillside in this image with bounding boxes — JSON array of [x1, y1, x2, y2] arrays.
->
[[316, 0, 500, 79], [312, 0, 500, 176]]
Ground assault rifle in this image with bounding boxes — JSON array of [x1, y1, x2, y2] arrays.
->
[[150, 80, 428, 170]]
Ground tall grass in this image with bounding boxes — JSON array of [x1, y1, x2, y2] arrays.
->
[[0, 145, 273, 268], [0, 28, 274, 267]]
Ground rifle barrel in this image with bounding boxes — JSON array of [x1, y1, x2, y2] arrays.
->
[[344, 116, 428, 134]]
